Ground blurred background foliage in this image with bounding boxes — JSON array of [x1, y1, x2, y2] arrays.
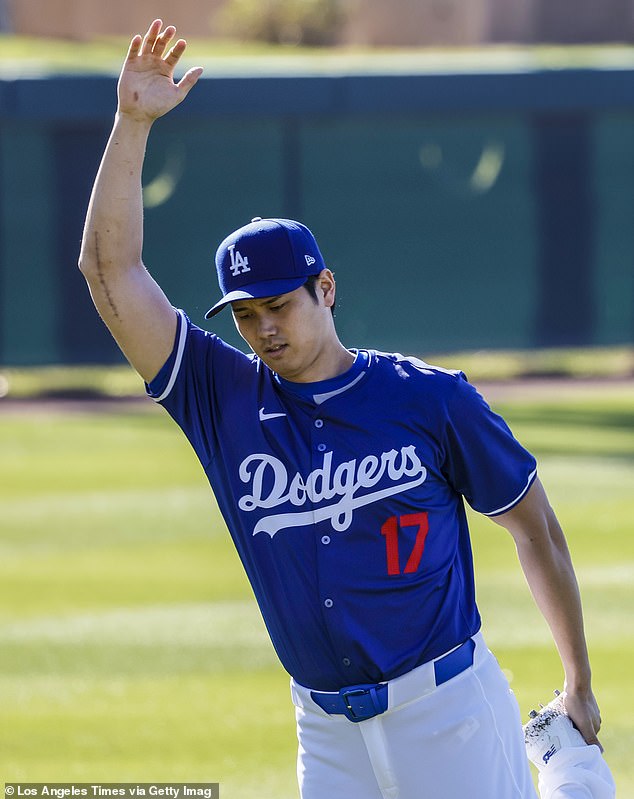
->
[[217, 0, 344, 46]]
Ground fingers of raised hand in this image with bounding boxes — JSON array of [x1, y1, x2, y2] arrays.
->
[[165, 39, 188, 67], [140, 19, 164, 54], [126, 20, 162, 62], [126, 33, 143, 61], [151, 25, 177, 58], [176, 66, 204, 95], [132, 19, 180, 61], [125, 20, 191, 77]]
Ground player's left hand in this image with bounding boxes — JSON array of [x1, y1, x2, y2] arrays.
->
[[118, 19, 203, 124], [563, 686, 603, 751]]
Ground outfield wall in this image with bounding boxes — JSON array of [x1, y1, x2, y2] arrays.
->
[[0, 69, 633, 365]]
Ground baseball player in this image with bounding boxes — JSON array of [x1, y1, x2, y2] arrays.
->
[[78, 20, 616, 799]]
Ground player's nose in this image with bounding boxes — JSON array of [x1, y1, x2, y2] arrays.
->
[[256, 313, 277, 338]]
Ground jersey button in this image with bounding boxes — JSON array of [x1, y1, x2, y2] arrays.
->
[[342, 657, 351, 667], [314, 419, 324, 428], [324, 598, 334, 608], [317, 443, 327, 452], [321, 535, 331, 545]]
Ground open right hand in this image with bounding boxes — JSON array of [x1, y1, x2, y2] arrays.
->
[[117, 19, 203, 124]]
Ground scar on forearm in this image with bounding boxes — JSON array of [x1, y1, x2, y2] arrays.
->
[[94, 231, 121, 321]]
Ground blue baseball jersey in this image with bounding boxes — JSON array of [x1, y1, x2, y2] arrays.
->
[[147, 310, 537, 691]]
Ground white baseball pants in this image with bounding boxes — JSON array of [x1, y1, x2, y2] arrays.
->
[[291, 633, 537, 799]]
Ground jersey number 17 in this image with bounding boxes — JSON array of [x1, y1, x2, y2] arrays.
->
[[380, 512, 429, 576]]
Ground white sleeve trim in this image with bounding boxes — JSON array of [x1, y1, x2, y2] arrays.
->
[[151, 309, 188, 403], [484, 468, 537, 516]]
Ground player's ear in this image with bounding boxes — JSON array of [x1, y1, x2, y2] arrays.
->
[[318, 269, 336, 309]]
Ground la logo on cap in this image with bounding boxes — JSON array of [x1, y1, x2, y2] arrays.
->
[[228, 243, 250, 276]]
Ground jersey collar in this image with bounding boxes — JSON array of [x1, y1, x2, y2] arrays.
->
[[275, 349, 370, 405]]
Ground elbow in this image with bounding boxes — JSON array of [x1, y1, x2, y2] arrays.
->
[[77, 252, 90, 276], [78, 234, 97, 277], [78, 252, 100, 283], [78, 227, 107, 277], [78, 241, 109, 280]]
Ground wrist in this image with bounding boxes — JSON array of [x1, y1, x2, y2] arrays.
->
[[564, 670, 592, 695], [114, 109, 156, 133]]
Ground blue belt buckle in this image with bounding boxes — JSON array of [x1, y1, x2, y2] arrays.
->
[[340, 683, 387, 722]]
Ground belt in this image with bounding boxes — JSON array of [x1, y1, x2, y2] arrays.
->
[[309, 637, 476, 723]]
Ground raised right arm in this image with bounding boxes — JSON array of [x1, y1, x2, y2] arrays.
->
[[78, 20, 202, 382]]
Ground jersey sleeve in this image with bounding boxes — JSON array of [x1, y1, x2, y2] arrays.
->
[[145, 309, 255, 467], [440, 374, 537, 516]]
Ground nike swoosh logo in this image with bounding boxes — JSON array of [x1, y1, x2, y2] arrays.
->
[[259, 408, 287, 422]]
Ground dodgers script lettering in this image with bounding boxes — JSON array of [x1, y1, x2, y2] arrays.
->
[[238, 445, 427, 536]]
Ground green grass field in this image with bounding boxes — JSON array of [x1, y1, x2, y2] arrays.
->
[[1, 380, 633, 795], [1, 31, 633, 82]]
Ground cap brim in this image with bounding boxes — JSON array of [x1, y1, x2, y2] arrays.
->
[[204, 276, 309, 319]]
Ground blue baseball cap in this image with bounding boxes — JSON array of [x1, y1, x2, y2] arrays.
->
[[205, 217, 326, 319]]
